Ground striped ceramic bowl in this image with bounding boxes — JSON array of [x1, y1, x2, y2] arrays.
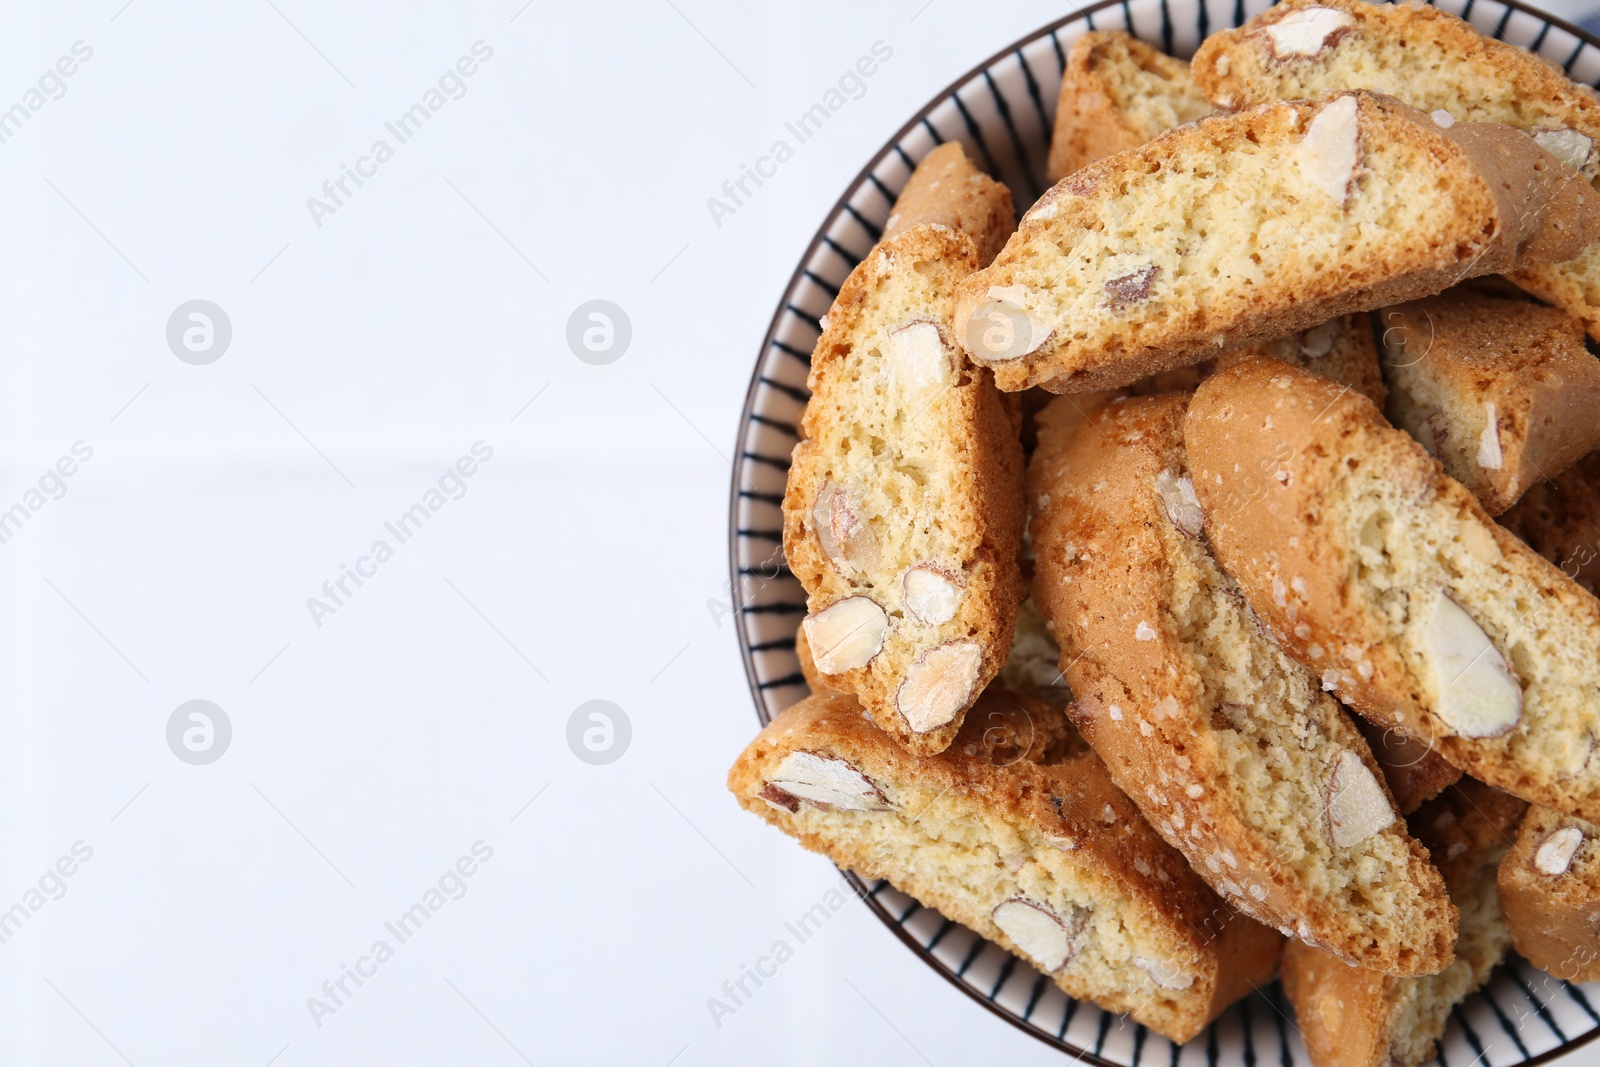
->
[[729, 1, 1600, 1061]]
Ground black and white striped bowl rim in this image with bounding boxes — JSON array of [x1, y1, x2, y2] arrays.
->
[[728, 0, 1600, 1061]]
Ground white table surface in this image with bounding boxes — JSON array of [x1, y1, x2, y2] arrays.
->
[[4, 1, 1600, 1063]]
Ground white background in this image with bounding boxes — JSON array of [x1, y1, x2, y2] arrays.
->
[[3, 1, 1600, 1064]]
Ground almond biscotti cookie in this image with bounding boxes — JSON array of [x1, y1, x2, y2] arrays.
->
[[727, 688, 1284, 1042], [1499, 447, 1600, 596], [784, 143, 1026, 755], [1190, 0, 1600, 341], [1185, 359, 1600, 822], [953, 91, 1599, 394], [1047, 31, 1212, 182], [1499, 804, 1600, 981], [1283, 779, 1526, 1067], [1131, 314, 1385, 407], [1029, 391, 1454, 975], [1380, 290, 1600, 515]]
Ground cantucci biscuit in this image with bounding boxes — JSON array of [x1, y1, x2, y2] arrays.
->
[[1131, 313, 1386, 406], [954, 91, 1599, 394], [1185, 359, 1600, 822], [783, 143, 1026, 755], [1191, 0, 1600, 340], [1283, 779, 1526, 1067], [1500, 448, 1600, 595], [726, 689, 1284, 1042], [1028, 391, 1455, 975], [1047, 31, 1211, 182], [1380, 290, 1600, 515], [1499, 803, 1600, 981]]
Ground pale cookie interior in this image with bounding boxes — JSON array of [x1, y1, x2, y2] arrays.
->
[[762, 756, 1211, 1019], [1332, 461, 1600, 787]]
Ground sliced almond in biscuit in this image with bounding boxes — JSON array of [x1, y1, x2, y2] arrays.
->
[[902, 564, 963, 626], [1324, 748, 1396, 848], [1133, 954, 1196, 990], [1263, 6, 1354, 58], [804, 597, 890, 674], [897, 640, 982, 732], [1415, 589, 1522, 739], [886, 320, 954, 411], [768, 751, 890, 811], [1533, 825, 1584, 875], [1156, 470, 1205, 538], [992, 897, 1086, 972], [1297, 95, 1360, 206]]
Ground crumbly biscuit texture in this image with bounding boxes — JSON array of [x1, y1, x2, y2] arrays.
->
[[1029, 391, 1454, 974], [727, 689, 1283, 1042], [1380, 290, 1600, 515], [784, 143, 1026, 754], [1185, 359, 1600, 822], [1282, 779, 1525, 1067], [1191, 0, 1600, 339], [1131, 313, 1386, 406], [1499, 803, 1600, 981], [1048, 31, 1212, 182], [1500, 448, 1600, 596], [954, 91, 1599, 394]]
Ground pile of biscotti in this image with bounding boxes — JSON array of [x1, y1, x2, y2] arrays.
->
[[727, 2, 1600, 1060]]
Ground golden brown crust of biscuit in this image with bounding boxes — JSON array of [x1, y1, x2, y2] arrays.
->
[[783, 145, 1025, 755], [1280, 942, 1395, 1067], [1498, 804, 1600, 981], [956, 92, 1600, 395], [726, 689, 1283, 1041], [1500, 448, 1600, 596], [1028, 391, 1454, 974], [1379, 290, 1600, 514], [1047, 32, 1210, 182], [883, 142, 1014, 265], [1184, 358, 1600, 821]]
